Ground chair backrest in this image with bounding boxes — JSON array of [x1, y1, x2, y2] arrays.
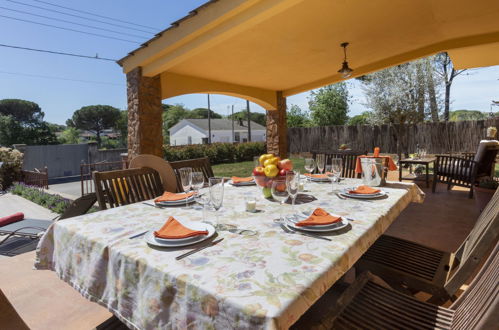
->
[[450, 242, 499, 330], [313, 150, 366, 178], [129, 154, 177, 193], [473, 140, 499, 176], [93, 167, 163, 210], [169, 157, 214, 192], [58, 193, 97, 220], [444, 187, 499, 295]]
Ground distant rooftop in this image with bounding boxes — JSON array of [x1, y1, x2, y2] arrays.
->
[[178, 118, 265, 131]]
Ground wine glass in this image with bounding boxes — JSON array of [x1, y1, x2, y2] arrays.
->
[[316, 154, 325, 174], [286, 171, 300, 213], [330, 158, 343, 191], [191, 172, 205, 208], [304, 158, 315, 182], [253, 156, 261, 168], [271, 179, 289, 222], [178, 167, 192, 208], [209, 177, 224, 222]]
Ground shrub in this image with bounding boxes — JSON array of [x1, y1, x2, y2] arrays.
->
[[0, 147, 23, 190], [8, 183, 72, 214], [163, 142, 266, 165]]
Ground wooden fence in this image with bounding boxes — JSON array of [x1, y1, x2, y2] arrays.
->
[[21, 167, 49, 189], [288, 117, 499, 154]]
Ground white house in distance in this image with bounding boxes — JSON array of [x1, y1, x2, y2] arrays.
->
[[169, 119, 266, 146]]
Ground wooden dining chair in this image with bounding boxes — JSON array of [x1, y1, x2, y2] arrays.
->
[[355, 186, 499, 304], [169, 157, 214, 192], [93, 168, 163, 210], [308, 242, 499, 330], [128, 154, 177, 193], [312, 150, 366, 178]]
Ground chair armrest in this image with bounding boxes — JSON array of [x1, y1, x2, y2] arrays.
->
[[435, 155, 478, 173]]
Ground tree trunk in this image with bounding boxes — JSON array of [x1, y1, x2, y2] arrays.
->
[[416, 62, 425, 122], [96, 131, 101, 148], [425, 60, 439, 122], [444, 82, 451, 121]]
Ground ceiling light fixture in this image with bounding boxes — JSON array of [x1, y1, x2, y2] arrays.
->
[[338, 42, 353, 78]]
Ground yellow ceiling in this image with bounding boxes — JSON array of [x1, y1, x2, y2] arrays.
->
[[119, 0, 499, 105]]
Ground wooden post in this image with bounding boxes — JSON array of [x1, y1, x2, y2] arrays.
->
[[126, 67, 163, 159], [266, 91, 288, 158]]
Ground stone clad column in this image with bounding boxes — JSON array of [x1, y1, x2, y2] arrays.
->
[[126, 67, 163, 159], [266, 91, 288, 158]]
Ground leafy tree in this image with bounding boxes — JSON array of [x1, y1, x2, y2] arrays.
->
[[188, 108, 222, 119], [57, 127, 81, 144], [114, 110, 128, 147], [448, 110, 494, 121], [309, 83, 350, 126], [0, 99, 57, 146], [162, 104, 189, 131], [228, 111, 266, 127], [69, 105, 121, 148], [347, 112, 371, 125], [287, 104, 311, 127]]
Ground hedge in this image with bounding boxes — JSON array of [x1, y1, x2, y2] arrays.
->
[[163, 142, 266, 164], [8, 183, 72, 214]]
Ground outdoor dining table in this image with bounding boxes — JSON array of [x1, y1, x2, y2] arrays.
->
[[36, 178, 424, 329]]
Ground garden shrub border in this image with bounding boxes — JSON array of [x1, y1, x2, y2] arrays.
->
[[164, 142, 266, 164], [8, 183, 73, 214]]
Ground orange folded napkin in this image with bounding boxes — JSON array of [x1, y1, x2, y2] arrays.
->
[[231, 176, 254, 184], [304, 173, 331, 179], [349, 185, 381, 194], [154, 191, 195, 203], [296, 208, 342, 227], [154, 216, 208, 239], [0, 212, 24, 227]]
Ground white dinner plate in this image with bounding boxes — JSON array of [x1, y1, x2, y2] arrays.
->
[[155, 195, 196, 206], [285, 213, 349, 232], [340, 188, 386, 199], [144, 222, 215, 247], [228, 180, 256, 186]]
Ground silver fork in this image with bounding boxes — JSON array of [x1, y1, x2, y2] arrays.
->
[[279, 223, 331, 241]]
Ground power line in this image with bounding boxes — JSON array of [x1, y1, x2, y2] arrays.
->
[[6, 0, 156, 34], [0, 14, 141, 44], [0, 43, 117, 61], [32, 0, 159, 31], [0, 6, 150, 39], [0, 69, 124, 86]]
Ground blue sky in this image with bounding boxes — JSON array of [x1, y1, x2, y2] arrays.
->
[[1, 0, 497, 125]]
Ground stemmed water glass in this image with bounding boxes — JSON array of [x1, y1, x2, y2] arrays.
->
[[316, 154, 326, 174], [304, 158, 316, 182], [330, 158, 343, 191], [271, 179, 289, 223], [209, 177, 224, 222], [178, 167, 192, 208], [286, 171, 300, 214], [191, 172, 205, 208]]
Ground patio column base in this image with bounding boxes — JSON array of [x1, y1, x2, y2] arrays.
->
[[127, 67, 163, 159], [266, 91, 288, 158]]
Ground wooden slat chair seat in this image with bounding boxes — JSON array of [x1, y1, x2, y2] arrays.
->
[[93, 168, 163, 210], [170, 157, 214, 192], [312, 150, 366, 178], [308, 243, 499, 330], [356, 186, 499, 303]]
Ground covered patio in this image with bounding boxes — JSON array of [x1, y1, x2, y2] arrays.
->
[[118, 0, 499, 158]]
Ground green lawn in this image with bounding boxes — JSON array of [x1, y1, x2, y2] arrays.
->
[[213, 158, 305, 177]]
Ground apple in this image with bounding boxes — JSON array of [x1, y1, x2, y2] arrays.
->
[[278, 169, 287, 176], [264, 164, 279, 177], [253, 166, 265, 176], [262, 187, 272, 199], [277, 159, 293, 171]]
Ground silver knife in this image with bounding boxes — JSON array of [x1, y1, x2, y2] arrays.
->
[[176, 238, 224, 260]]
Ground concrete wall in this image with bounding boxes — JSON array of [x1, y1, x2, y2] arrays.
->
[[21, 144, 88, 178], [19, 143, 127, 179]]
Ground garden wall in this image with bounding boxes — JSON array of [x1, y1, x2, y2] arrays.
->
[[288, 117, 499, 154]]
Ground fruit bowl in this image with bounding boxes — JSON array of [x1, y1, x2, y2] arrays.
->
[[253, 175, 289, 199]]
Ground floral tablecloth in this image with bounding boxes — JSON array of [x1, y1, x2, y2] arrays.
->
[[36, 179, 424, 329]]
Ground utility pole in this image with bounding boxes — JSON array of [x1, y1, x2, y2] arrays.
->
[[207, 94, 211, 144], [246, 100, 251, 142], [231, 105, 235, 143]]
